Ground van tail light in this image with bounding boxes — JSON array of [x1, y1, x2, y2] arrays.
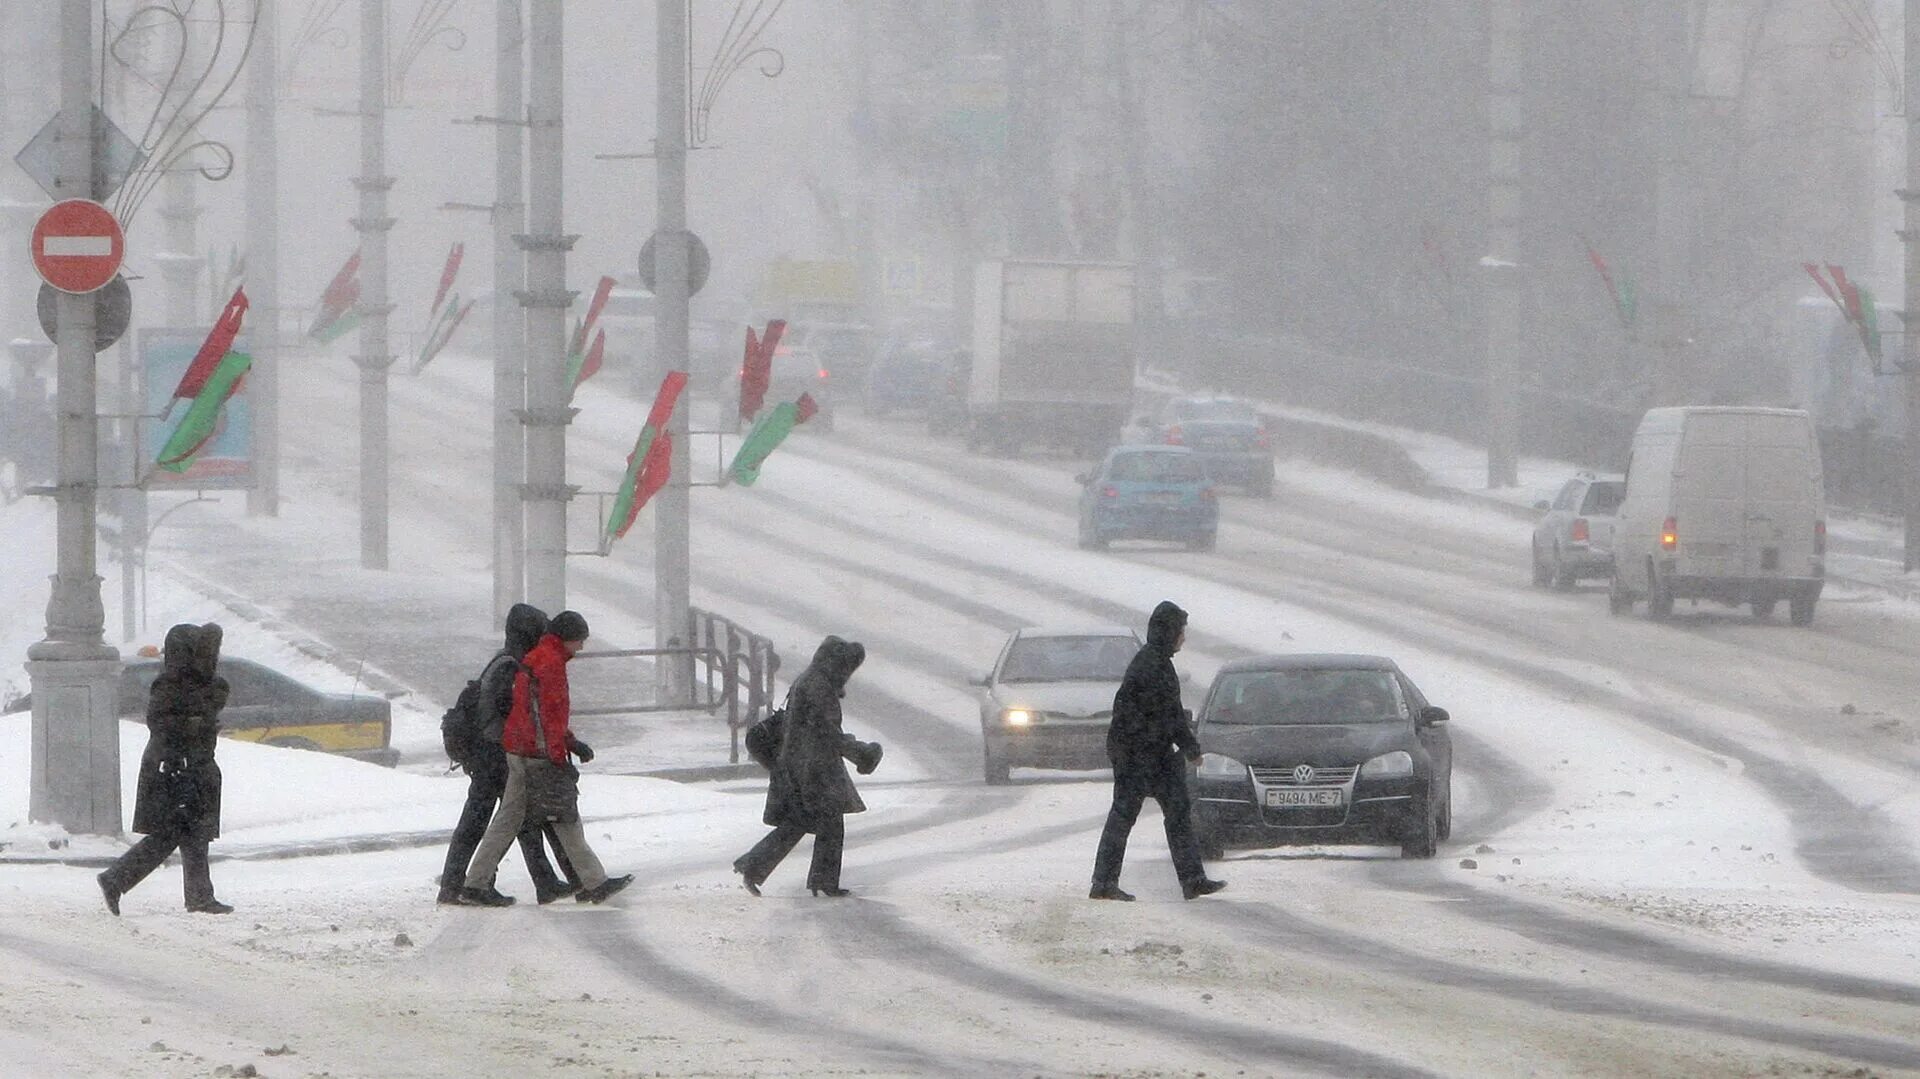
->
[[1570, 518, 1589, 543], [817, 368, 830, 380], [1164, 424, 1184, 446], [1660, 516, 1678, 552], [1254, 427, 1271, 450], [1814, 520, 1826, 556], [1100, 485, 1119, 499]]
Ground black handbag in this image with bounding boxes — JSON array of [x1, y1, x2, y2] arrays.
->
[[744, 691, 791, 770], [521, 671, 580, 823]]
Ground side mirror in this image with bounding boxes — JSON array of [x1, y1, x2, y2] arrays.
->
[[1532, 500, 1551, 512], [1074, 472, 1091, 485], [967, 672, 990, 687], [1418, 705, 1450, 727]]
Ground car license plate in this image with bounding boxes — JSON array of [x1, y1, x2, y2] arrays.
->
[[1144, 491, 1179, 503], [1265, 787, 1343, 807]]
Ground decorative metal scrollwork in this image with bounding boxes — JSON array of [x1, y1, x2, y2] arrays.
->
[[691, 0, 790, 147]]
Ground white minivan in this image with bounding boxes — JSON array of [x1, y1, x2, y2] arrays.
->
[[1609, 407, 1826, 625]]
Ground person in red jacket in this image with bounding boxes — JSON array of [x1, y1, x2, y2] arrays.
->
[[461, 611, 632, 905]]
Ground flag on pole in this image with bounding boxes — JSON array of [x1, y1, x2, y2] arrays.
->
[[1583, 243, 1636, 330], [412, 295, 475, 373], [605, 371, 690, 542], [155, 351, 252, 473], [166, 286, 248, 419], [738, 318, 786, 421], [309, 251, 361, 342], [567, 328, 606, 390], [567, 275, 617, 360], [725, 392, 818, 488], [431, 242, 464, 316], [1805, 262, 1882, 367]]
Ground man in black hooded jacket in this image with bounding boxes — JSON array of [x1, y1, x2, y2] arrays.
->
[[436, 603, 580, 905], [1090, 601, 1226, 901]]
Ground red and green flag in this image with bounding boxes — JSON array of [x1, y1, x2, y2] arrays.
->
[[1805, 262, 1882, 367], [430, 242, 464, 317], [1583, 243, 1637, 330], [155, 351, 252, 473], [309, 250, 361, 343], [738, 318, 786, 421], [567, 328, 607, 390], [726, 392, 817, 488], [166, 286, 248, 419], [413, 295, 475, 374], [605, 370, 690, 542]]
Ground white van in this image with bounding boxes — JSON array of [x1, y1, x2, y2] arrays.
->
[[1609, 407, 1826, 625]]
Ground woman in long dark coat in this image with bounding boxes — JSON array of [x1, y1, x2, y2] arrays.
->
[[97, 622, 233, 915], [733, 636, 881, 897]]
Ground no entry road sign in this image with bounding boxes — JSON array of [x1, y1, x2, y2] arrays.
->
[[31, 198, 124, 294]]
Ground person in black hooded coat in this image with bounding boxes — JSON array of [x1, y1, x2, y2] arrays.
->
[[1089, 601, 1226, 901], [733, 636, 882, 897], [436, 603, 580, 905], [97, 623, 233, 915]]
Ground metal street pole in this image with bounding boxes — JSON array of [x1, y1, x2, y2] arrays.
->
[[1483, 0, 1521, 489], [492, 0, 528, 620], [1904, 0, 1920, 570], [28, 0, 121, 836], [355, 0, 394, 569], [654, 0, 694, 702], [522, 0, 570, 611], [246, 0, 281, 516]]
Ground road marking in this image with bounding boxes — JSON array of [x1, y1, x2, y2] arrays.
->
[[43, 236, 113, 257]]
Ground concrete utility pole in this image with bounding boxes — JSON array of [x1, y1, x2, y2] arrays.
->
[[28, 0, 121, 836], [1903, 0, 1920, 570], [654, 0, 694, 702], [1640, 0, 1694, 406], [1483, 0, 1522, 488], [246, 0, 281, 516], [492, 0, 528, 619], [521, 0, 571, 612], [354, 0, 394, 569]]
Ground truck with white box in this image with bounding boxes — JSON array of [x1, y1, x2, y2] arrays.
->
[[967, 259, 1136, 455]]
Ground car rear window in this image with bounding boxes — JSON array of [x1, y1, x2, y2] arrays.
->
[[1000, 636, 1138, 683], [1172, 400, 1257, 423], [1207, 669, 1406, 725], [1108, 453, 1204, 483], [1580, 481, 1624, 515]]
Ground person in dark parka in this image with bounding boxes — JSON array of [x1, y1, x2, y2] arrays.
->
[[1090, 601, 1226, 901], [97, 623, 233, 915], [436, 603, 580, 905], [733, 636, 883, 897]]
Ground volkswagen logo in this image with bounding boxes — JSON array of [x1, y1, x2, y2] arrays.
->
[[1293, 764, 1315, 784]]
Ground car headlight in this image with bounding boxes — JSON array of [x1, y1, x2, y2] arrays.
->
[[1359, 750, 1414, 778], [1195, 752, 1245, 779], [1002, 708, 1035, 727]]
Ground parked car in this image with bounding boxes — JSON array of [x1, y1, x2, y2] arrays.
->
[[1076, 446, 1219, 551], [863, 343, 943, 416], [1530, 473, 1624, 589], [782, 321, 875, 393], [1130, 396, 1275, 496], [3, 656, 398, 766], [1608, 406, 1826, 625], [973, 626, 1142, 784], [1188, 653, 1452, 859]]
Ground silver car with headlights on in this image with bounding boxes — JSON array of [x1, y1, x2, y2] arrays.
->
[[1188, 654, 1453, 858], [973, 626, 1142, 784]]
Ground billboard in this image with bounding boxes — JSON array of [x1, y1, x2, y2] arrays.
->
[[141, 327, 253, 489]]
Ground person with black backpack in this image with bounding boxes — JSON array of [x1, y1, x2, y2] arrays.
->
[[436, 603, 580, 905]]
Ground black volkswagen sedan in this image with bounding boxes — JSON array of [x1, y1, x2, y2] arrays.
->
[[1188, 654, 1452, 858]]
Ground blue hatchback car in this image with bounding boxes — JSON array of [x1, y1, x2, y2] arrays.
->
[[1076, 446, 1218, 551]]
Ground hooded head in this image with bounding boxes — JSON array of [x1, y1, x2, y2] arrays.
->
[[808, 635, 866, 694], [504, 603, 548, 660], [162, 622, 223, 681], [1145, 601, 1187, 655]]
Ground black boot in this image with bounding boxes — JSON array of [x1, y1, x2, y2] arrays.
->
[[1089, 882, 1136, 902], [97, 873, 121, 916], [187, 899, 234, 914], [459, 886, 516, 907], [1181, 877, 1227, 900], [535, 881, 579, 905], [576, 874, 634, 904]]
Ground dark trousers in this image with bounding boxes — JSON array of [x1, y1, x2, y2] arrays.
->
[[735, 816, 845, 889], [440, 759, 578, 894], [1092, 755, 1205, 886], [101, 831, 215, 907]]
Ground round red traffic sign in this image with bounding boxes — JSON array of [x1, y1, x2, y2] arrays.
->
[[31, 199, 125, 294]]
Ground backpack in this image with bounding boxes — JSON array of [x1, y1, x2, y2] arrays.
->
[[440, 653, 515, 768]]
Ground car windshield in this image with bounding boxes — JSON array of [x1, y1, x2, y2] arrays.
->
[[1107, 453, 1204, 483], [1581, 481, 1625, 515], [1172, 400, 1257, 423], [1207, 669, 1407, 725], [999, 636, 1138, 683]]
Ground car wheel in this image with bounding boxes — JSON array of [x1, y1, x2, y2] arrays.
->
[[1530, 542, 1551, 587], [1436, 788, 1453, 841], [1789, 594, 1817, 627], [1187, 531, 1217, 552], [1751, 597, 1777, 620], [983, 742, 1011, 786], [1645, 561, 1674, 621], [1607, 570, 1632, 616], [1550, 547, 1576, 591], [1400, 799, 1439, 859]]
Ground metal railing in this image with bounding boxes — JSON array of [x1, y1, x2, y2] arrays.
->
[[690, 606, 781, 764]]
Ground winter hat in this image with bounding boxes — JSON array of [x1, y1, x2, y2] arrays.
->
[[550, 610, 590, 642]]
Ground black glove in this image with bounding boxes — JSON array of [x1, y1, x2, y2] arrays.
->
[[569, 736, 594, 764], [1184, 745, 1203, 763], [853, 741, 883, 775]]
